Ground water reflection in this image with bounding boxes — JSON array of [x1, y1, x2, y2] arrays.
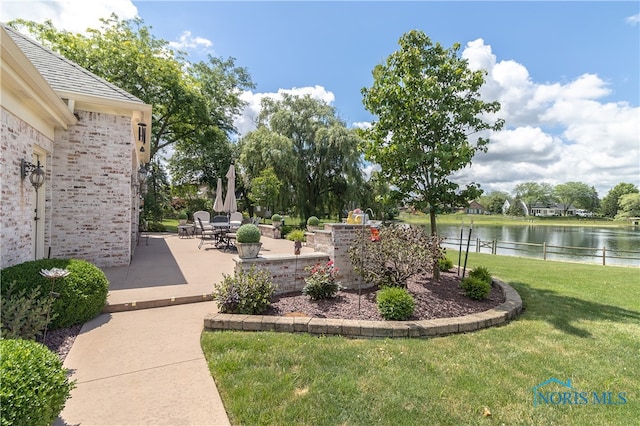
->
[[436, 224, 640, 267]]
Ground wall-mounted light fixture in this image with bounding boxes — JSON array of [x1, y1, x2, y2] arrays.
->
[[138, 164, 148, 185], [21, 159, 45, 189]]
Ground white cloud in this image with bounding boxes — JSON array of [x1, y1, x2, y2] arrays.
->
[[0, 0, 138, 34], [168, 30, 213, 52], [233, 85, 336, 137], [626, 13, 640, 25], [460, 39, 639, 196]]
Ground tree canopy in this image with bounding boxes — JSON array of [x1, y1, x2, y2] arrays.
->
[[512, 182, 556, 213], [601, 182, 639, 218], [361, 30, 504, 235], [553, 182, 599, 215], [238, 94, 364, 221], [11, 16, 253, 188]]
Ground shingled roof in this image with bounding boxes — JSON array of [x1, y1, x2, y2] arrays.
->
[[3, 24, 144, 104]]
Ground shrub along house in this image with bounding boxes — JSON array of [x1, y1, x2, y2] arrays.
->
[[1, 24, 152, 269]]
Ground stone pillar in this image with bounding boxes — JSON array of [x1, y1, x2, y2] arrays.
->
[[322, 223, 371, 290]]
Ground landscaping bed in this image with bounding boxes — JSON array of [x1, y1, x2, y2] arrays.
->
[[264, 270, 504, 321]]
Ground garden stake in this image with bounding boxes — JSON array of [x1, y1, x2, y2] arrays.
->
[[458, 219, 464, 276], [39, 268, 70, 344], [462, 220, 473, 278]]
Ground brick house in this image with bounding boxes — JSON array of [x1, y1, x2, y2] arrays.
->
[[1, 24, 152, 268]]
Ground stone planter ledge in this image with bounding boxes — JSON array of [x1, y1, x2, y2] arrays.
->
[[204, 279, 522, 338]]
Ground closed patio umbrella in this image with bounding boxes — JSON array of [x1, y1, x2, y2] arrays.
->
[[213, 178, 224, 213], [223, 164, 237, 213]]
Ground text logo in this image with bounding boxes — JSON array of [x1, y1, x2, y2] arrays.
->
[[532, 378, 627, 407]]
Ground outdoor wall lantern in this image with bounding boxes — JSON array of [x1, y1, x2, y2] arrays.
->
[[138, 165, 148, 185], [21, 159, 45, 189]]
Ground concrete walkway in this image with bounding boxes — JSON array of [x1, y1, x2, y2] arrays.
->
[[56, 232, 313, 426]]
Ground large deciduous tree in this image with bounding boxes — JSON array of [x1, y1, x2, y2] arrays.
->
[[553, 182, 599, 216], [239, 94, 364, 221], [361, 30, 504, 238], [615, 193, 640, 220], [11, 16, 253, 188], [513, 182, 556, 213], [601, 183, 639, 218]]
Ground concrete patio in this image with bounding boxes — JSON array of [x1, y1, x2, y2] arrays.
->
[[55, 232, 313, 426]]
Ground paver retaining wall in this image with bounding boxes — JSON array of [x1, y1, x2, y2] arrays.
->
[[204, 278, 522, 338]]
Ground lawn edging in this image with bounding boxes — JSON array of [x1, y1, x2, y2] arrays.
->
[[203, 278, 522, 338]]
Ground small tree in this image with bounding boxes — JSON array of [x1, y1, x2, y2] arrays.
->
[[361, 30, 503, 279], [348, 225, 442, 288], [248, 167, 282, 214]]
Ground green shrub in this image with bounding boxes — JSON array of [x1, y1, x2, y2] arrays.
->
[[306, 216, 320, 226], [302, 261, 343, 300], [236, 224, 261, 243], [271, 214, 282, 222], [212, 265, 275, 314], [468, 266, 492, 284], [460, 276, 491, 300], [0, 339, 75, 426], [438, 257, 454, 272], [376, 287, 415, 320], [1, 259, 109, 329], [286, 229, 306, 242], [177, 211, 188, 220], [146, 222, 166, 232], [1, 281, 54, 341], [349, 224, 442, 288]]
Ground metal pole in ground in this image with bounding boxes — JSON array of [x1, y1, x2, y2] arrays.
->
[[462, 220, 473, 278]]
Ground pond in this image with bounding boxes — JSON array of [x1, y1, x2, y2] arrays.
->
[[435, 223, 640, 267]]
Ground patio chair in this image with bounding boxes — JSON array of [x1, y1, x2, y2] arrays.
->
[[193, 211, 211, 235], [197, 217, 217, 249]]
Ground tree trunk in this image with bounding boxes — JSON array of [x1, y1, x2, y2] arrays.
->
[[430, 208, 440, 281]]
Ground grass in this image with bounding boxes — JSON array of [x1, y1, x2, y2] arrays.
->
[[401, 212, 625, 228], [201, 253, 639, 425]]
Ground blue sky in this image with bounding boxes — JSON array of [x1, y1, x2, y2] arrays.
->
[[3, 1, 639, 196]]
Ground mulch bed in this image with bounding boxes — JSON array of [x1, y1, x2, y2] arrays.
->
[[264, 270, 505, 321]]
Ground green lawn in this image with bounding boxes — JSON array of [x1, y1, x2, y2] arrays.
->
[[201, 253, 639, 425], [401, 212, 625, 228]]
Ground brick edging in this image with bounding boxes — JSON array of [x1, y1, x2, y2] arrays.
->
[[203, 279, 522, 338]]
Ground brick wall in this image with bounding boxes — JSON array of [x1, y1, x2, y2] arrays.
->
[[1, 108, 54, 268], [308, 223, 371, 290], [49, 110, 133, 267], [233, 225, 376, 295], [234, 253, 330, 295]]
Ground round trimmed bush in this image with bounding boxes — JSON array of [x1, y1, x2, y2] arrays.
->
[[376, 287, 415, 320], [1, 339, 75, 426], [271, 214, 282, 222], [460, 276, 491, 300], [0, 259, 109, 329], [236, 224, 261, 243], [306, 216, 320, 226], [468, 266, 492, 284], [438, 257, 454, 272]]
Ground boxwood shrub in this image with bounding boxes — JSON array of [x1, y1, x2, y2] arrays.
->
[[376, 286, 415, 320], [1, 339, 75, 426], [0, 259, 109, 329], [460, 276, 491, 300], [236, 224, 261, 243]]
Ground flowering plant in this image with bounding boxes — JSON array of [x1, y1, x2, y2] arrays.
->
[[302, 260, 343, 300]]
